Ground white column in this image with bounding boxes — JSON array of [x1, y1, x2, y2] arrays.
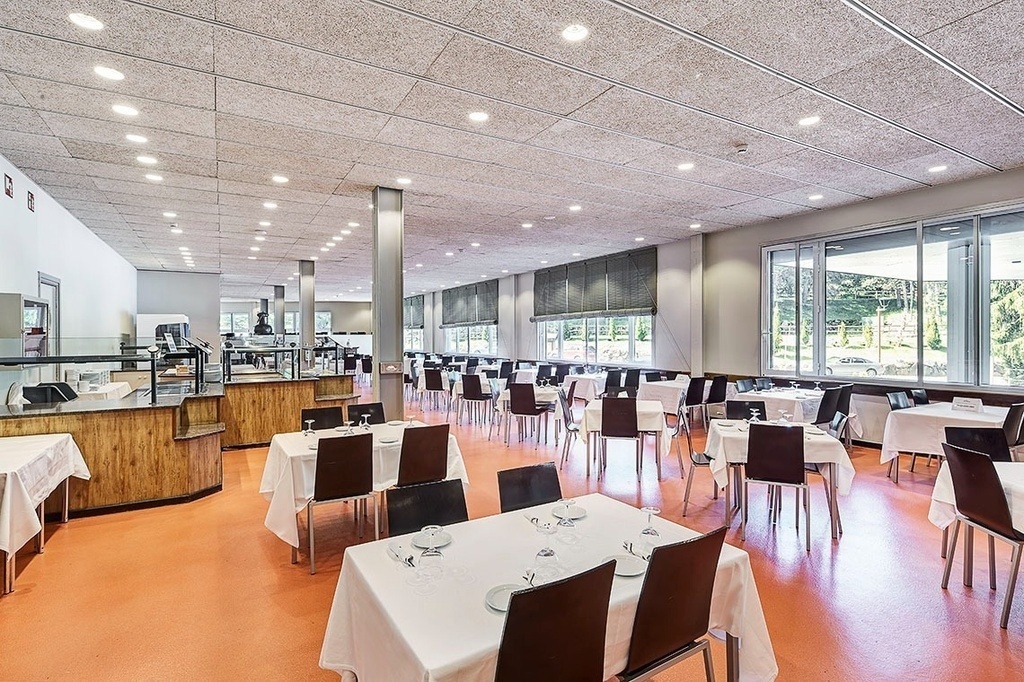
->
[[299, 260, 315, 369], [372, 187, 404, 419]]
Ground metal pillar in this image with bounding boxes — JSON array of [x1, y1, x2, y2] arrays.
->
[[299, 260, 315, 371], [273, 285, 285, 339], [372, 186, 405, 420]]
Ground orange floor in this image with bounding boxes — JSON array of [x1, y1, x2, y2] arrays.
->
[[3, 396, 1024, 681]]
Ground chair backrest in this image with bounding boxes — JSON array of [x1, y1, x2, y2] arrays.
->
[[944, 426, 1012, 463], [314, 434, 373, 501], [565, 379, 578, 405], [347, 402, 386, 425], [745, 423, 805, 485], [624, 369, 641, 388], [725, 400, 767, 420], [910, 388, 928, 406], [424, 368, 445, 391], [813, 386, 842, 424], [684, 376, 706, 407], [828, 411, 848, 439], [605, 369, 623, 389], [497, 462, 562, 513], [836, 383, 853, 416], [555, 365, 570, 382], [300, 406, 344, 430], [623, 527, 728, 677], [462, 373, 487, 400], [397, 423, 450, 486], [537, 364, 553, 380], [736, 378, 754, 393], [601, 397, 639, 438], [665, 371, 680, 380], [422, 360, 438, 369], [644, 371, 663, 383], [343, 356, 358, 371], [488, 378, 502, 408], [495, 560, 615, 682], [1003, 403, 1024, 446], [887, 391, 912, 411], [508, 382, 539, 415], [557, 389, 576, 427], [440, 355, 453, 365], [361, 357, 373, 373], [754, 377, 772, 391], [385, 479, 468, 537], [499, 361, 513, 379], [484, 369, 498, 379], [942, 442, 1020, 539], [466, 357, 480, 369], [706, 375, 728, 403]]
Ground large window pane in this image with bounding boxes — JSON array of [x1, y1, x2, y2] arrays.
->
[[923, 219, 974, 383], [633, 315, 653, 363], [824, 228, 917, 380], [563, 319, 587, 361], [766, 249, 797, 372], [983, 211, 1024, 386], [220, 313, 233, 334], [544, 321, 560, 359], [314, 312, 332, 334], [799, 246, 815, 375], [231, 313, 250, 335]]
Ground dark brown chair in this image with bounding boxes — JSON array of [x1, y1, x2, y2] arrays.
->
[[603, 369, 624, 397], [644, 371, 663, 383], [811, 386, 842, 426], [742, 423, 811, 552], [397, 423, 450, 486], [735, 378, 755, 393], [911, 388, 929, 406], [498, 361, 513, 379], [623, 369, 641, 397], [385, 479, 468, 537], [495, 560, 615, 682], [497, 462, 562, 513], [342, 355, 358, 374], [887, 391, 925, 480], [887, 391, 912, 411], [420, 368, 450, 414], [506, 383, 548, 447], [835, 384, 854, 445], [676, 390, 720, 516], [754, 377, 772, 391], [557, 389, 582, 472], [725, 400, 766, 420], [682, 376, 707, 426], [300, 406, 344, 431], [300, 433, 376, 574], [944, 427, 1012, 463], [457, 373, 491, 425], [600, 397, 644, 480], [347, 402, 386, 426], [940, 443, 1024, 629], [702, 375, 728, 426], [1002, 403, 1024, 447], [616, 527, 727, 681]]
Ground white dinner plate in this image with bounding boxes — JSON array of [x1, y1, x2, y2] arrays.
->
[[552, 506, 587, 520], [379, 437, 400, 444], [387, 420, 406, 426], [411, 530, 453, 549], [717, 422, 735, 429], [485, 584, 524, 612], [604, 554, 647, 577], [307, 443, 318, 450]]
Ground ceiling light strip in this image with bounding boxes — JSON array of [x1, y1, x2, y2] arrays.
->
[[840, 0, 1024, 118], [599, 0, 1001, 171]]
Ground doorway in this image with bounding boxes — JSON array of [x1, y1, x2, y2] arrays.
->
[[38, 273, 60, 382]]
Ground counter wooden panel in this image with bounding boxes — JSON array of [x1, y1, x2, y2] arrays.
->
[[221, 375, 357, 447]]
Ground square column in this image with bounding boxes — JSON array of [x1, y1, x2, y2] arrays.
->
[[372, 187, 404, 419]]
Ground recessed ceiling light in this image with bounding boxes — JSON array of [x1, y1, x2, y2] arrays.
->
[[170, 227, 182, 234], [540, 260, 548, 264], [468, 111, 489, 122], [347, 222, 360, 227], [163, 211, 177, 218], [340, 230, 352, 236], [326, 242, 335, 247], [569, 205, 582, 212], [68, 12, 104, 29], [320, 247, 329, 252], [635, 237, 645, 242], [145, 173, 162, 182], [522, 223, 533, 228], [178, 246, 189, 251], [136, 155, 157, 165], [798, 115, 821, 126], [501, 269, 509, 273], [396, 177, 412, 185], [808, 194, 824, 201], [263, 201, 277, 209], [249, 246, 260, 252], [247, 256, 257, 260], [356, 286, 363, 290], [562, 24, 589, 42], [126, 134, 147, 144], [572, 252, 581, 256], [293, 272, 300, 276], [471, 242, 480, 247], [186, 263, 195, 268], [94, 65, 124, 81], [689, 223, 701, 229], [112, 104, 138, 116], [928, 165, 948, 173], [368, 203, 374, 209], [445, 252, 454, 257], [254, 235, 266, 241], [310, 256, 319, 261], [287, 277, 294, 281], [454, 280, 460, 284], [544, 215, 556, 220], [331, 236, 342, 242], [271, 175, 289, 183], [677, 162, 695, 171], [416, 263, 423, 267], [480, 274, 486, 278]]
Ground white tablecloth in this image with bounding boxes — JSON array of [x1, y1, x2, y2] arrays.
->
[[562, 374, 606, 401], [579, 399, 671, 458], [260, 423, 469, 548], [0, 434, 90, 555], [319, 493, 778, 681], [704, 421, 856, 494], [510, 369, 537, 384], [497, 386, 559, 411], [881, 402, 1009, 463], [636, 379, 690, 413], [74, 381, 133, 402], [929, 461, 1024, 529], [727, 388, 864, 437]]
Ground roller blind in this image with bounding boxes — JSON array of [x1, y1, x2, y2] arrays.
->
[[403, 295, 424, 329], [532, 247, 657, 321], [440, 280, 499, 328]]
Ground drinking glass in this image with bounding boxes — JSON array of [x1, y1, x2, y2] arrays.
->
[[406, 411, 417, 428], [790, 381, 799, 390], [360, 414, 371, 429], [303, 419, 315, 436], [749, 408, 761, 422], [534, 519, 558, 563], [814, 382, 822, 391], [556, 498, 577, 528], [640, 506, 660, 537]]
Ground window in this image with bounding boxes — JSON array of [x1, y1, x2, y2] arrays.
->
[[219, 312, 250, 335], [539, 315, 652, 365], [403, 295, 425, 350], [315, 311, 332, 334], [444, 325, 496, 355], [284, 312, 298, 333], [762, 206, 1024, 388], [404, 328, 424, 351]]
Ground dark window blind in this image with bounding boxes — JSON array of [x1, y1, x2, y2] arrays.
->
[[532, 247, 657, 320], [403, 295, 424, 329], [440, 280, 499, 328]]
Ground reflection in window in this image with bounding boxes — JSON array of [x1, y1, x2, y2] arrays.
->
[[539, 316, 652, 365], [444, 325, 496, 355]]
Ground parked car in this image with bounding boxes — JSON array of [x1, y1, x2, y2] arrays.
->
[[825, 356, 883, 376]]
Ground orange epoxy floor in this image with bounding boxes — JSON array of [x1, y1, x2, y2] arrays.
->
[[3, 397, 1024, 680]]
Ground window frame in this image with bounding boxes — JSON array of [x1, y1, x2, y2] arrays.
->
[[537, 314, 653, 366]]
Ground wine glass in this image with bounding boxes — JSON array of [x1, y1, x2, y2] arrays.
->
[[640, 506, 660, 537], [749, 408, 761, 422], [406, 411, 417, 428], [360, 414, 371, 430], [790, 381, 799, 390], [777, 410, 792, 424], [303, 419, 315, 436], [814, 381, 822, 391], [533, 518, 558, 564], [556, 498, 577, 528]]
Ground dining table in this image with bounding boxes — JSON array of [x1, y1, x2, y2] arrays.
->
[[929, 460, 1024, 530], [260, 422, 470, 548], [561, 373, 606, 401], [578, 399, 671, 479], [319, 492, 778, 681], [881, 402, 1009, 465], [1, 433, 91, 594], [704, 420, 855, 539]]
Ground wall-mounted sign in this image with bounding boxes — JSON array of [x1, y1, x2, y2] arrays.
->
[[27, 191, 34, 212], [3, 174, 11, 198], [379, 361, 403, 374]]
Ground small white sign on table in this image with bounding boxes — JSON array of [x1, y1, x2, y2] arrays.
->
[[951, 397, 983, 413]]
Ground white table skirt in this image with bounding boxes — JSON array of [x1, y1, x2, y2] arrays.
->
[[260, 423, 470, 548], [704, 421, 856, 494], [74, 381, 133, 402], [0, 434, 90, 555], [636, 379, 690, 414], [928, 461, 1024, 529], [579, 399, 670, 457], [562, 374, 606, 401], [881, 402, 1009, 463], [319, 493, 778, 681]]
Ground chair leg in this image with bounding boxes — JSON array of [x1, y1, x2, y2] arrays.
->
[[373, 496, 380, 541], [741, 481, 748, 541], [804, 486, 811, 553], [308, 503, 316, 575], [941, 519, 961, 589], [990, 534, 997, 591], [965, 525, 975, 587], [1001, 544, 1023, 629], [702, 640, 716, 682], [683, 464, 694, 516], [910, 454, 917, 473]]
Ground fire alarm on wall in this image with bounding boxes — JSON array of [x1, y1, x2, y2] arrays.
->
[[27, 191, 34, 212], [3, 174, 12, 198]]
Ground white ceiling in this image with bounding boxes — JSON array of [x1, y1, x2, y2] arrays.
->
[[1, 0, 1022, 301]]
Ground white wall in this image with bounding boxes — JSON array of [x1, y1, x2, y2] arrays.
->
[[654, 239, 694, 371], [703, 165, 1024, 376], [138, 271, 221, 351], [220, 299, 372, 333]]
